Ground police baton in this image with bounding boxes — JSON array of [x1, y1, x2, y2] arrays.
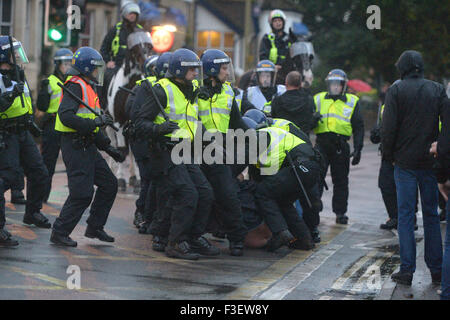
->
[[8, 36, 25, 109], [57, 82, 119, 132], [119, 86, 135, 95], [284, 150, 312, 208], [142, 79, 169, 121]]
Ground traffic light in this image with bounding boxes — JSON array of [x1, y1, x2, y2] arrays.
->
[[44, 0, 72, 46]]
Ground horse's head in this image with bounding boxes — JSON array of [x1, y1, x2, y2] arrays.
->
[[126, 30, 154, 71], [290, 40, 315, 87]]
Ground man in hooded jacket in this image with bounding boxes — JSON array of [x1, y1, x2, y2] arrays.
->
[[381, 50, 448, 286]]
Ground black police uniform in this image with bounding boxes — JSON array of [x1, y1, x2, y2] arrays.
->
[[134, 78, 215, 257], [52, 81, 118, 240]]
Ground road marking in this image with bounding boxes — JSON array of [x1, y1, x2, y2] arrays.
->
[[257, 244, 343, 300], [318, 295, 333, 300], [331, 250, 378, 291], [351, 238, 397, 250], [224, 218, 346, 300], [350, 252, 393, 293]]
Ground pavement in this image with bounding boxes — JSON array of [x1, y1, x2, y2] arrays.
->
[[0, 142, 447, 300]]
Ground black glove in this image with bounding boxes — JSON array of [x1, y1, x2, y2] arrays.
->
[[350, 149, 362, 166], [105, 145, 126, 163], [153, 121, 179, 136], [370, 126, 381, 144], [13, 81, 25, 97], [94, 114, 114, 127], [197, 86, 212, 100], [41, 79, 50, 87], [312, 112, 322, 127]]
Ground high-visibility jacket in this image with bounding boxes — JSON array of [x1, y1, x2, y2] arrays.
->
[[0, 74, 33, 118], [271, 118, 299, 132], [55, 76, 100, 133], [136, 76, 157, 86], [153, 78, 199, 141], [257, 126, 306, 175], [313, 92, 359, 137], [267, 33, 291, 65], [198, 82, 235, 134], [46, 74, 65, 114], [111, 22, 143, 58], [246, 84, 286, 113]]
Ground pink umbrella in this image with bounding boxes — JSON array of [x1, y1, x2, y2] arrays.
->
[[347, 79, 372, 93]]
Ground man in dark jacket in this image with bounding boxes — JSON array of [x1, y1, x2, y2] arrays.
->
[[381, 50, 447, 286], [271, 71, 314, 134]]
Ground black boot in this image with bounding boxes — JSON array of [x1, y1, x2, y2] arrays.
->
[[85, 226, 115, 242], [391, 271, 413, 285], [138, 221, 152, 234], [266, 229, 295, 252], [380, 218, 398, 230], [229, 241, 244, 256], [50, 231, 77, 247], [0, 229, 19, 247], [11, 190, 26, 205], [310, 227, 321, 243], [152, 235, 168, 252], [23, 212, 51, 228], [336, 214, 349, 225], [165, 241, 200, 260], [188, 236, 220, 256], [133, 209, 145, 228]]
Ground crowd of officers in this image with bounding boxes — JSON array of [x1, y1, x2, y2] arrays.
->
[[0, 7, 446, 294]]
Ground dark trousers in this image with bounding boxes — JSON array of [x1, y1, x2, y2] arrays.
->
[[0, 131, 49, 215], [52, 135, 118, 236], [0, 178, 6, 229], [153, 164, 214, 243], [316, 138, 350, 215], [255, 160, 320, 242], [201, 164, 247, 243], [41, 116, 61, 201], [378, 159, 398, 220], [10, 167, 24, 193], [135, 158, 153, 220]]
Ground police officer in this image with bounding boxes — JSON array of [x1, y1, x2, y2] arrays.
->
[[100, 2, 142, 70], [245, 109, 322, 243], [313, 69, 364, 224], [126, 53, 171, 232], [37, 48, 73, 203], [198, 49, 249, 256], [243, 118, 317, 252], [242, 60, 286, 115], [0, 36, 51, 229], [51, 47, 125, 247], [259, 9, 295, 85], [134, 48, 217, 260]]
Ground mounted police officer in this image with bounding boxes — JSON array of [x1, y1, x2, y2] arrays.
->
[[37, 48, 73, 203], [0, 36, 51, 230], [100, 1, 143, 70], [51, 47, 125, 247], [313, 69, 364, 225], [259, 9, 295, 85], [198, 49, 249, 256], [134, 48, 218, 260], [241, 60, 286, 115]]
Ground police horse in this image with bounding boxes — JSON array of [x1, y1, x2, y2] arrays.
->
[[104, 30, 153, 192]]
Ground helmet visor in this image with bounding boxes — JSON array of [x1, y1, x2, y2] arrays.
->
[[257, 71, 274, 88], [91, 60, 106, 86], [181, 60, 203, 87], [2, 41, 29, 64], [326, 80, 345, 96], [214, 57, 235, 84]]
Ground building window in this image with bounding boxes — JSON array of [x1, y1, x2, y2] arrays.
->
[[0, 0, 13, 35], [196, 31, 235, 60]]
